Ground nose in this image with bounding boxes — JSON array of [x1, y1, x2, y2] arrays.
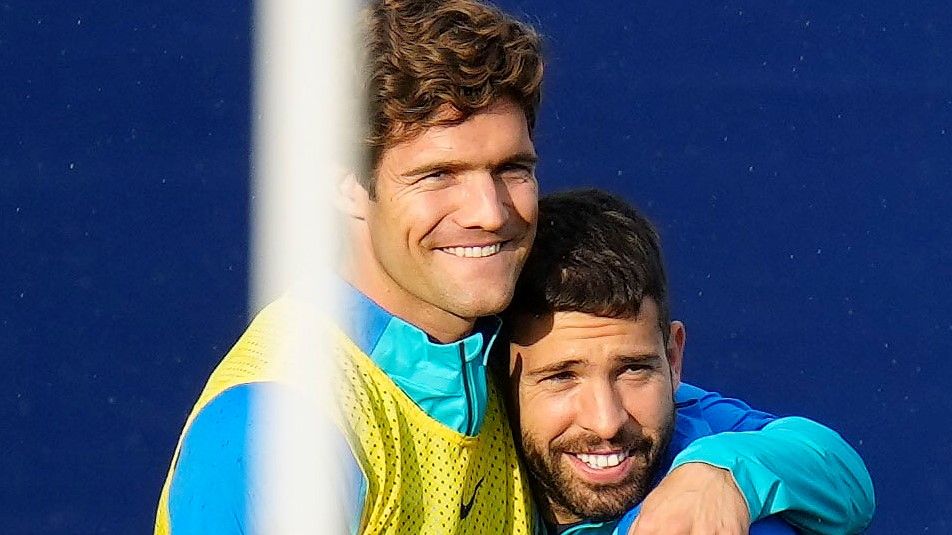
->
[[455, 173, 510, 231], [576, 380, 630, 441]]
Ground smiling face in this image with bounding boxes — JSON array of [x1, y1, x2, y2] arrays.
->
[[347, 97, 538, 342], [508, 302, 685, 523]]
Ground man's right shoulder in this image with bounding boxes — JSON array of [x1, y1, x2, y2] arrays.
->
[[199, 298, 316, 397], [165, 382, 276, 533]]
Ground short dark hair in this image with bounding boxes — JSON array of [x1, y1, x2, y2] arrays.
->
[[360, 0, 544, 194], [507, 188, 671, 342]]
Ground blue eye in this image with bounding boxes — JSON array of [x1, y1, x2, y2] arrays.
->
[[422, 170, 449, 181], [544, 371, 575, 383]]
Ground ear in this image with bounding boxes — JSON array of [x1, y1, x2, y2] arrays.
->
[[666, 320, 686, 389], [336, 173, 371, 220]]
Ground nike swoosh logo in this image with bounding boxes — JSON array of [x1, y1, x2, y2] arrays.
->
[[459, 476, 485, 520]]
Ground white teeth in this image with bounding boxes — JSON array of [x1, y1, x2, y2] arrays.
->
[[441, 243, 502, 258], [576, 451, 628, 470]]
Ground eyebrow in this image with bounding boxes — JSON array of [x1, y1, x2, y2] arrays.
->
[[526, 353, 663, 377], [615, 354, 664, 366], [401, 151, 539, 178], [525, 358, 584, 379]]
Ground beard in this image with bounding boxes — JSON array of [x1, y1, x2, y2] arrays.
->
[[521, 405, 675, 523]]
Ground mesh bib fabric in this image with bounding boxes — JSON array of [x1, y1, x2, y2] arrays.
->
[[155, 298, 535, 534], [335, 332, 536, 534]]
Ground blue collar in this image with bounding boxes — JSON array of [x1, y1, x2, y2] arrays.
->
[[338, 281, 501, 435], [547, 520, 617, 535]]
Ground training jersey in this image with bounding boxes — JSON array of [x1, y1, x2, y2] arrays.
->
[[153, 287, 534, 534], [154, 297, 288, 535], [334, 289, 535, 533], [156, 285, 875, 534]]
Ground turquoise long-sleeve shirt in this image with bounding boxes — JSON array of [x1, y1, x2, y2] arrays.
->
[[669, 413, 875, 533], [588, 384, 876, 534], [165, 286, 875, 534]]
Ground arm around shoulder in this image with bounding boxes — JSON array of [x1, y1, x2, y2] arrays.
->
[[671, 416, 875, 534]]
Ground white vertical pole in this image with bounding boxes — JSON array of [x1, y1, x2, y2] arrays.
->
[[251, 0, 357, 532]]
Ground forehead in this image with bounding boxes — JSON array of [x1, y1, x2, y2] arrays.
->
[[380, 98, 535, 170], [509, 305, 663, 363]]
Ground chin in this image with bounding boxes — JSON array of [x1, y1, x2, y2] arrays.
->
[[452, 290, 514, 318], [454, 300, 507, 319]]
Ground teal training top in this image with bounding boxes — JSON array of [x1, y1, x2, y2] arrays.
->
[[165, 284, 875, 534]]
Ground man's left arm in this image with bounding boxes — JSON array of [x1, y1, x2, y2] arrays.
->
[[653, 385, 875, 534]]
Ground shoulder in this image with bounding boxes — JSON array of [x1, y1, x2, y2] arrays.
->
[[167, 382, 277, 532], [674, 382, 709, 404], [675, 382, 775, 433]]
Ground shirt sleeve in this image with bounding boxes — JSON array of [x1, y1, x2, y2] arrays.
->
[[670, 409, 875, 534], [167, 384, 262, 534], [613, 506, 796, 535], [342, 439, 368, 534], [168, 383, 368, 534]]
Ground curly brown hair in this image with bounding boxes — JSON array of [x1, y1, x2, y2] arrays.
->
[[360, 0, 544, 194]]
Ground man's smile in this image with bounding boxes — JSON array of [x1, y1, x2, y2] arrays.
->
[[573, 450, 631, 469], [436, 242, 505, 258], [565, 450, 636, 485]]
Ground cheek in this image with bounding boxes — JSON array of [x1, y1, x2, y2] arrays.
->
[[509, 181, 539, 224], [402, 192, 457, 241], [370, 194, 445, 243], [366, 207, 405, 258], [621, 382, 672, 430], [520, 391, 575, 442]]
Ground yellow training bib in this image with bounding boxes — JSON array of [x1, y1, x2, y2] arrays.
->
[[335, 331, 536, 534]]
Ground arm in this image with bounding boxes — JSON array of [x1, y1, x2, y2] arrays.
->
[[671, 415, 875, 534], [627, 384, 873, 534], [618, 504, 796, 535], [668, 384, 875, 533], [166, 384, 261, 534], [343, 444, 368, 534], [168, 383, 366, 534]]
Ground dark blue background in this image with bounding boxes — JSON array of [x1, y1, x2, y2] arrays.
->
[[4, 1, 949, 532]]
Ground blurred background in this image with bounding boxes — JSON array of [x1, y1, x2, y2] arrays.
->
[[4, 0, 949, 532]]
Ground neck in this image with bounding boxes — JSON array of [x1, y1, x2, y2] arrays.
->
[[341, 259, 475, 344], [524, 477, 581, 526], [545, 500, 581, 527]]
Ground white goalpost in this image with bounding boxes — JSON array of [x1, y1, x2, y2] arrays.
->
[[250, 0, 358, 531]]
